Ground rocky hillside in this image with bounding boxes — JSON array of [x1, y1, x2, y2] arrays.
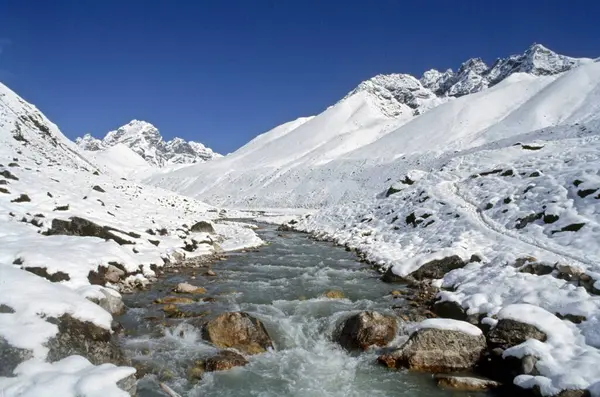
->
[[76, 120, 222, 167]]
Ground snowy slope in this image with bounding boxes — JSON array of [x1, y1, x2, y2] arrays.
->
[[146, 47, 600, 209], [76, 120, 222, 168], [0, 81, 261, 397]]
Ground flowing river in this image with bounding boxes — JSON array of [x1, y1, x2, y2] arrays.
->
[[118, 223, 485, 397]]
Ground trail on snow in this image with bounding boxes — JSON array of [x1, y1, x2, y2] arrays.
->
[[442, 180, 598, 267]]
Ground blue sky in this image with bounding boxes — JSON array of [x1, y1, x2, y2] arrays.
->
[[0, 1, 598, 154]]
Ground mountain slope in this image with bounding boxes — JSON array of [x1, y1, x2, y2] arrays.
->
[[145, 45, 599, 209], [76, 120, 221, 168]]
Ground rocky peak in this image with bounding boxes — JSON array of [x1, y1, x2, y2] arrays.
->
[[346, 43, 587, 115], [76, 120, 221, 167]]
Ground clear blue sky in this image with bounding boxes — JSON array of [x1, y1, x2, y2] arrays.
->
[[0, 1, 598, 154]]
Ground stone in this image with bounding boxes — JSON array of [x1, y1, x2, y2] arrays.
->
[[432, 300, 467, 321], [45, 314, 128, 366], [174, 282, 206, 294], [88, 288, 125, 315], [92, 185, 106, 193], [190, 220, 215, 234], [116, 374, 137, 395], [23, 266, 70, 282], [487, 319, 547, 350], [155, 296, 195, 305], [205, 269, 217, 276], [205, 350, 248, 372], [338, 311, 397, 350], [187, 360, 205, 380], [378, 326, 485, 372], [202, 312, 273, 355], [105, 264, 126, 283], [381, 267, 404, 283], [408, 255, 466, 280], [323, 290, 345, 299], [390, 290, 403, 297], [0, 336, 33, 376], [434, 374, 502, 391], [45, 217, 135, 245]]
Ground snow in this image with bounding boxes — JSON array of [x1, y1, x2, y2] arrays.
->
[[0, 356, 135, 397], [413, 318, 482, 336]]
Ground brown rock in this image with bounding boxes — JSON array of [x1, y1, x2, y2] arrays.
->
[[205, 350, 248, 372], [174, 282, 206, 294], [156, 296, 195, 305], [378, 324, 485, 372], [323, 290, 344, 299], [338, 311, 397, 350], [202, 312, 273, 355]]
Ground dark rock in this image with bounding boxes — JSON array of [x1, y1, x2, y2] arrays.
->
[[432, 300, 467, 321], [519, 262, 555, 276], [44, 217, 135, 245], [190, 221, 215, 234], [552, 223, 586, 234], [53, 204, 70, 211], [487, 319, 547, 350], [501, 169, 514, 177], [24, 267, 70, 282], [529, 171, 541, 177], [378, 325, 485, 372], [0, 337, 33, 376], [516, 212, 543, 229], [409, 255, 465, 280], [202, 312, 273, 355], [577, 189, 598, 198], [543, 214, 559, 224], [338, 311, 397, 350], [381, 267, 404, 283], [46, 314, 128, 365], [521, 144, 544, 151], [11, 194, 31, 203], [0, 187, 9, 194], [116, 374, 137, 395], [205, 350, 248, 372], [92, 185, 106, 193], [0, 304, 15, 313], [0, 169, 19, 180]]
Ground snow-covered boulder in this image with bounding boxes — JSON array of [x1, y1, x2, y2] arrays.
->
[[378, 318, 485, 372]]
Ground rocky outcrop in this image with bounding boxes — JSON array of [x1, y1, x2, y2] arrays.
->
[[382, 255, 466, 283], [44, 216, 136, 245], [378, 322, 485, 372], [202, 312, 273, 355], [338, 311, 397, 350], [190, 221, 215, 234], [45, 314, 128, 366], [205, 350, 249, 372]]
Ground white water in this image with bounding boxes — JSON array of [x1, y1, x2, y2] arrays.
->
[[119, 224, 486, 397]]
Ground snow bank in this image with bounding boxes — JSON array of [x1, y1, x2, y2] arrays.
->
[[414, 318, 482, 336]]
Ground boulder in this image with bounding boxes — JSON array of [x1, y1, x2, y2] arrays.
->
[[487, 319, 547, 350], [174, 282, 206, 294], [45, 217, 135, 245], [378, 320, 485, 372], [117, 374, 137, 396], [409, 255, 466, 280], [382, 267, 404, 283], [338, 311, 397, 350], [88, 288, 125, 315], [190, 221, 215, 234], [45, 314, 128, 365], [432, 300, 467, 321], [205, 350, 248, 372], [434, 374, 501, 391], [104, 264, 126, 283], [202, 312, 273, 355]]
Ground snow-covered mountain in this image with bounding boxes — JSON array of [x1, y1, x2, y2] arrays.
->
[[76, 120, 221, 168], [145, 44, 597, 208]]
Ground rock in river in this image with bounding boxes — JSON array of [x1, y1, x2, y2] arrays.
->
[[202, 312, 273, 355], [205, 350, 249, 372], [378, 319, 485, 372], [338, 311, 397, 350]]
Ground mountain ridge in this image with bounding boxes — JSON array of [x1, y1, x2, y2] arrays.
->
[[76, 119, 221, 167]]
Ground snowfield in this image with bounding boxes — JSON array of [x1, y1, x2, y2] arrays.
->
[[0, 81, 262, 396]]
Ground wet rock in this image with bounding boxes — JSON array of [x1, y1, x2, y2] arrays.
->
[[323, 290, 344, 299], [434, 374, 502, 391], [487, 319, 547, 350], [45, 217, 135, 245], [408, 255, 466, 281], [205, 350, 249, 372], [205, 269, 217, 276], [174, 282, 206, 294], [46, 314, 128, 365], [0, 336, 33, 376], [338, 311, 397, 350], [23, 266, 70, 282], [378, 323, 485, 372], [202, 312, 273, 355], [381, 267, 404, 283], [155, 296, 195, 305], [190, 220, 215, 234], [390, 290, 403, 297], [187, 360, 205, 380]]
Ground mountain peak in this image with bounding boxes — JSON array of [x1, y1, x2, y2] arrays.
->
[[76, 121, 221, 167]]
